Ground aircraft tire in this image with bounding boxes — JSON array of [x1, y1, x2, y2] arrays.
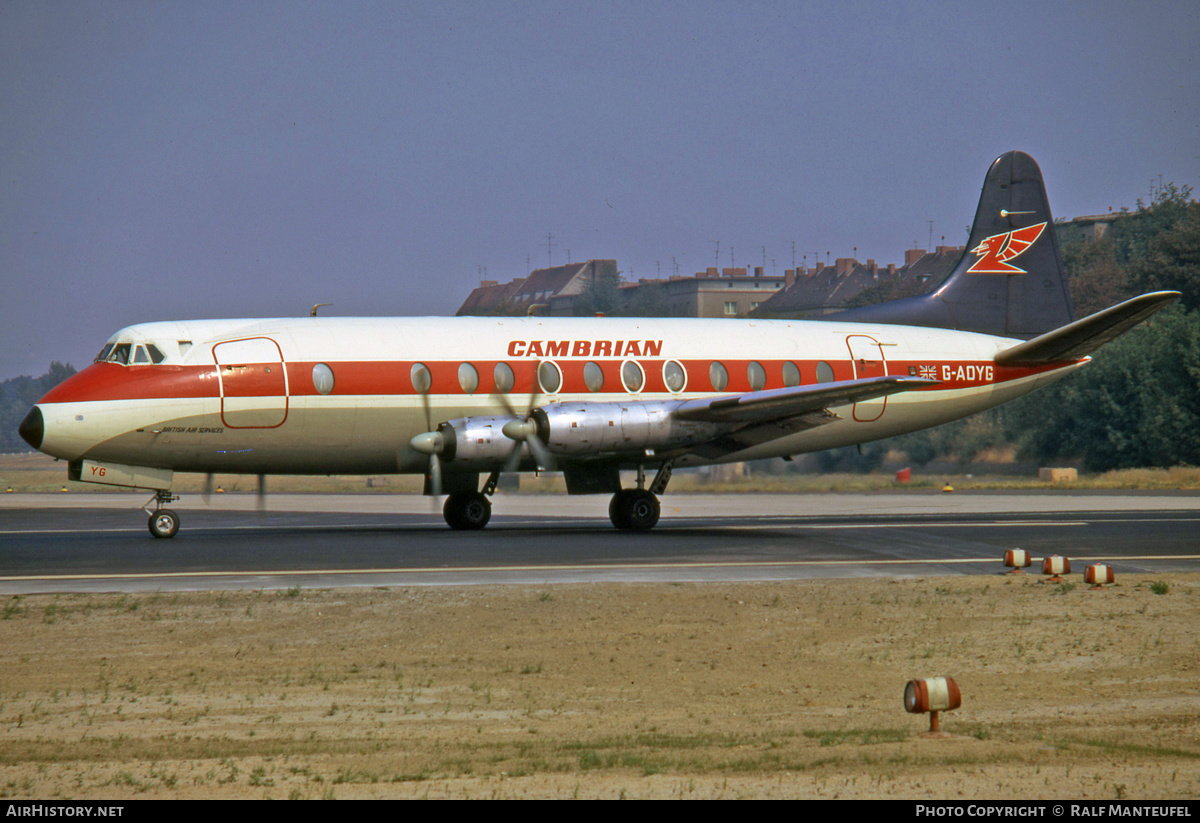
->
[[609, 489, 660, 531], [149, 508, 180, 539], [444, 492, 491, 531]]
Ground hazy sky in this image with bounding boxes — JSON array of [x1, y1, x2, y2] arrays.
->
[[2, 0, 1197, 379]]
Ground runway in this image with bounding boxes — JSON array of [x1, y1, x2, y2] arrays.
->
[[2, 491, 1200, 593]]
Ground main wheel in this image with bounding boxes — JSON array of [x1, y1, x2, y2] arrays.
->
[[443, 492, 492, 530], [148, 508, 180, 539], [609, 489, 660, 531]]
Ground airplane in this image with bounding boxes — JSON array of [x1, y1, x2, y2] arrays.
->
[[17, 151, 1179, 537]]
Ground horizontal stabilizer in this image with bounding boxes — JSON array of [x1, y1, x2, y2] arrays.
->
[[994, 291, 1180, 366], [674, 375, 937, 425]]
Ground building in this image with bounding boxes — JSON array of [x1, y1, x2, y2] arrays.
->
[[618, 266, 788, 318], [750, 246, 963, 319], [456, 260, 617, 316], [455, 245, 967, 320]]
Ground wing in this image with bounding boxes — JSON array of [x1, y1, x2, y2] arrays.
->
[[673, 375, 938, 424]]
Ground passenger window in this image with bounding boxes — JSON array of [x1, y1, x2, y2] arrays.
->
[[621, 360, 644, 393], [493, 362, 515, 393], [538, 361, 562, 394], [583, 361, 605, 392], [312, 363, 335, 395], [458, 363, 479, 394], [709, 361, 728, 391], [411, 363, 432, 394], [816, 361, 835, 383], [663, 361, 687, 393], [782, 361, 801, 387], [747, 361, 766, 391]]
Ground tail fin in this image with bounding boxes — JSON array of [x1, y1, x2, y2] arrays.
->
[[831, 151, 1074, 339]]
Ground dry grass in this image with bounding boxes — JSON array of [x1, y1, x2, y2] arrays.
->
[[1, 575, 1198, 799], [6, 451, 1200, 496]]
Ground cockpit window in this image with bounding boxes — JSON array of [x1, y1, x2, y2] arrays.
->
[[98, 340, 168, 366]]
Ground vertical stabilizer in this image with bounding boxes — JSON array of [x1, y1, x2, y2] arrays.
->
[[831, 151, 1075, 338]]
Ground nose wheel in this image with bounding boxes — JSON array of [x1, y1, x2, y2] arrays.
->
[[144, 490, 181, 539], [149, 508, 180, 539]]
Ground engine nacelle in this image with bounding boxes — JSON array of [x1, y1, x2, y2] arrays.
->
[[532, 401, 724, 456], [436, 415, 524, 465]]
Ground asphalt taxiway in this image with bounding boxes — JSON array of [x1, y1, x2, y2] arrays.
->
[[2, 491, 1199, 593]]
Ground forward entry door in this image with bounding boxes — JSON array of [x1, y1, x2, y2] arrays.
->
[[213, 337, 289, 428]]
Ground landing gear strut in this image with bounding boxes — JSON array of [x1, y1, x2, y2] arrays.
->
[[146, 490, 180, 539]]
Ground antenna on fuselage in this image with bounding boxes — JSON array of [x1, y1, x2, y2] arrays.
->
[[310, 303, 333, 317]]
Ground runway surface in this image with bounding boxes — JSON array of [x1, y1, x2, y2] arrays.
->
[[2, 491, 1199, 593]]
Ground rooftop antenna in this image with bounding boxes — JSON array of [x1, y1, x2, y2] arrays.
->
[[927, 220, 934, 251], [545, 232, 557, 267], [710, 240, 720, 267]]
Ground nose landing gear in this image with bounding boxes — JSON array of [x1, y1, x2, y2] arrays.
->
[[145, 490, 181, 539]]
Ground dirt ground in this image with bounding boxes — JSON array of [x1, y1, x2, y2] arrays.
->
[[1, 573, 1197, 800]]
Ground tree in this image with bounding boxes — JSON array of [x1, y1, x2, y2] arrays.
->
[[0, 362, 76, 452], [572, 268, 624, 316], [1005, 307, 1200, 471]]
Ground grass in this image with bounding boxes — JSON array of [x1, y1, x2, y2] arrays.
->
[[2, 577, 1199, 798], [6, 452, 1200, 494]]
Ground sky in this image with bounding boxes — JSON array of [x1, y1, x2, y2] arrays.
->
[[2, 0, 1197, 380]]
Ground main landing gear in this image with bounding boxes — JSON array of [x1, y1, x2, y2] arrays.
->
[[608, 488, 660, 530], [439, 462, 673, 532], [608, 461, 671, 531], [443, 491, 492, 530], [146, 490, 181, 539]]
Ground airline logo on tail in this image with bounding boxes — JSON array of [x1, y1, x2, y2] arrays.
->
[[966, 222, 1047, 274]]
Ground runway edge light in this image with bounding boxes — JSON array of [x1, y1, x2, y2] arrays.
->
[[1085, 563, 1115, 590], [1042, 555, 1071, 584], [1003, 548, 1031, 574], [904, 677, 962, 738]]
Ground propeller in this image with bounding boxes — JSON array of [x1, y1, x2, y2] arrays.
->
[[493, 381, 556, 473], [202, 472, 214, 504], [257, 472, 266, 513], [408, 372, 444, 497]]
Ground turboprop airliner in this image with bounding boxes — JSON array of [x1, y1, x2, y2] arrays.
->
[[18, 151, 1178, 537]]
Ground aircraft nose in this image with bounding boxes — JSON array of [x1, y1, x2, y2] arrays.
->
[[18, 406, 44, 450]]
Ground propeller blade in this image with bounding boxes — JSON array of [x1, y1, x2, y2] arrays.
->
[[202, 472, 214, 503], [526, 432, 556, 471], [502, 440, 524, 474], [429, 453, 443, 497], [257, 473, 266, 513]]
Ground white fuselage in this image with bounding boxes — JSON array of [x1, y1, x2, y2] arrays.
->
[[32, 315, 1083, 478]]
